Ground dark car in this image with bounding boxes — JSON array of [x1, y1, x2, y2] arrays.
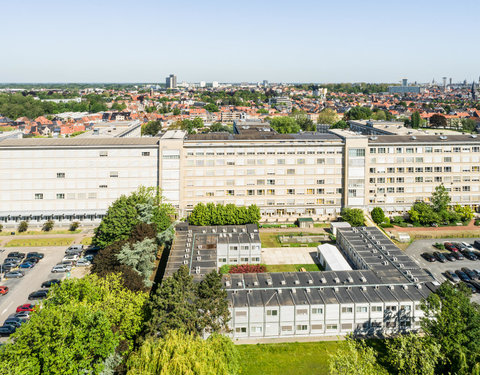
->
[[452, 252, 465, 260], [24, 257, 39, 264], [0, 325, 16, 336], [28, 290, 48, 300], [4, 317, 22, 328], [445, 252, 457, 262], [433, 252, 447, 263], [445, 242, 460, 252], [5, 270, 25, 279], [422, 253, 436, 262], [16, 304, 35, 313], [462, 251, 478, 261], [84, 254, 95, 262], [469, 280, 480, 292], [18, 262, 35, 269], [463, 282, 478, 294], [455, 270, 471, 282], [461, 267, 479, 280], [445, 270, 461, 283], [474, 240, 480, 250], [7, 252, 25, 259], [41, 279, 61, 288], [4, 257, 21, 265], [26, 252, 44, 259]]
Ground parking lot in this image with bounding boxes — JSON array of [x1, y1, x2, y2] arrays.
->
[[405, 237, 480, 303]]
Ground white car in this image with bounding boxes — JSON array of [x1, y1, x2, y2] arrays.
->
[[461, 242, 475, 251], [76, 259, 91, 267], [51, 265, 70, 273], [62, 255, 79, 263]]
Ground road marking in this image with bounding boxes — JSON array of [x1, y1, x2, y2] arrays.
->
[[1, 302, 13, 315]]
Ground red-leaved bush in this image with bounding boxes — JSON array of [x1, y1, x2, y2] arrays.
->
[[228, 264, 267, 274]]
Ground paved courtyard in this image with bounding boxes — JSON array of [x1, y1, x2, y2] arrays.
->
[[261, 247, 318, 265]]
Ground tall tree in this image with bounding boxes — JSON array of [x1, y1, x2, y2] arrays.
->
[[341, 208, 365, 227], [317, 108, 339, 125], [430, 114, 447, 128], [421, 282, 480, 375], [411, 111, 421, 128], [116, 237, 158, 286], [371, 207, 385, 224], [431, 184, 451, 212]]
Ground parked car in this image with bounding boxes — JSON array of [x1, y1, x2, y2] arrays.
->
[[59, 261, 74, 268], [65, 245, 83, 255], [0, 264, 14, 273], [463, 282, 478, 294], [41, 279, 61, 288], [445, 270, 461, 283], [462, 251, 478, 261], [5, 270, 25, 279], [474, 240, 480, 250], [461, 242, 476, 251], [84, 254, 95, 262], [4, 257, 21, 265], [76, 259, 91, 267], [14, 311, 31, 319], [16, 304, 35, 313], [421, 253, 436, 262], [452, 252, 465, 260], [7, 252, 25, 259], [28, 290, 48, 300], [51, 265, 70, 273], [455, 270, 471, 282], [445, 242, 460, 252], [26, 252, 44, 259], [445, 253, 457, 262], [469, 280, 480, 292], [4, 317, 23, 327], [62, 254, 79, 263], [0, 286, 9, 295], [433, 252, 447, 263], [0, 325, 16, 336], [461, 267, 479, 280], [18, 261, 35, 269]]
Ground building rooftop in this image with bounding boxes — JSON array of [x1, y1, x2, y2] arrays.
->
[[0, 137, 159, 147]]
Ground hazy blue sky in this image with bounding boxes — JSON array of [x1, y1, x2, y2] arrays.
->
[[1, 0, 478, 83]]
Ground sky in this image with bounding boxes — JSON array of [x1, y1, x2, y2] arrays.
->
[[0, 0, 479, 83]]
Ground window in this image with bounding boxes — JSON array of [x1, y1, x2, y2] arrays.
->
[[235, 327, 247, 333], [371, 306, 382, 312], [297, 308, 308, 315], [99, 151, 108, 157], [267, 189, 275, 195], [142, 152, 150, 156], [56, 193, 65, 199], [287, 189, 295, 195], [56, 172, 65, 178], [312, 324, 323, 330], [356, 306, 368, 313], [235, 311, 247, 317], [341, 323, 353, 330], [267, 179, 275, 185], [266, 309, 278, 316], [281, 325, 292, 332], [88, 193, 97, 199], [326, 324, 338, 330], [342, 307, 353, 313], [99, 185, 108, 188], [34, 193, 43, 200], [296, 325, 308, 331], [110, 171, 119, 178], [297, 158, 305, 165], [312, 307, 323, 314], [226, 190, 234, 196], [287, 169, 295, 175], [250, 326, 262, 333], [247, 190, 255, 196]]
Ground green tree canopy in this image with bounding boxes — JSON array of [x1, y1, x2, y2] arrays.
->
[[126, 331, 239, 375], [371, 207, 386, 224], [317, 108, 339, 125], [341, 208, 365, 227], [430, 114, 447, 128], [142, 120, 162, 136], [345, 106, 372, 120], [269, 116, 301, 133], [431, 184, 451, 212], [188, 203, 260, 226]]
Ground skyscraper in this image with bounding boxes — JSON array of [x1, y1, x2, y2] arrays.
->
[[165, 74, 177, 89]]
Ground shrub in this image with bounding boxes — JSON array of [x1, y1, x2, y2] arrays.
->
[[380, 223, 394, 228], [18, 221, 28, 233], [69, 221, 80, 231], [228, 264, 267, 274], [371, 207, 385, 224], [391, 216, 405, 225], [0, 224, 3, 232], [433, 242, 445, 250], [475, 220, 480, 226], [42, 219, 54, 232], [188, 203, 261, 226]]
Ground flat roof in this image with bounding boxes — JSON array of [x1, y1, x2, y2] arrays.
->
[[0, 137, 159, 147], [368, 134, 480, 145], [317, 243, 352, 271]]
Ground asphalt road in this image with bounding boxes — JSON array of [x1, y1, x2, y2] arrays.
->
[[0, 246, 69, 336], [404, 237, 480, 303]]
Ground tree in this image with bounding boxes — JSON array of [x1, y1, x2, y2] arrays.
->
[[196, 270, 230, 334], [371, 207, 385, 224], [345, 106, 372, 120], [430, 114, 447, 128], [208, 122, 232, 133], [18, 220, 28, 232], [69, 221, 80, 231], [42, 219, 54, 232], [317, 108, 339, 125], [126, 331, 239, 375], [0, 223, 3, 232], [142, 120, 161, 136], [421, 282, 480, 375], [188, 203, 261, 226], [461, 118, 477, 133], [295, 113, 315, 131], [411, 111, 421, 128], [269, 116, 301, 134], [204, 103, 219, 112], [386, 333, 441, 375], [116, 237, 158, 286], [330, 120, 349, 129], [408, 202, 440, 225], [454, 204, 474, 222], [329, 337, 388, 375], [145, 265, 198, 338], [341, 208, 364, 227], [0, 304, 118, 375], [431, 184, 451, 212]]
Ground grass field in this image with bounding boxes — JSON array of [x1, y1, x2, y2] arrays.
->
[[0, 229, 81, 236], [5, 238, 74, 247], [266, 264, 323, 272], [81, 237, 93, 245], [260, 233, 281, 247], [237, 341, 340, 375]]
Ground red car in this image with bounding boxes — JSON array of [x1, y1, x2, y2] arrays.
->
[[16, 304, 35, 313], [444, 242, 459, 252], [0, 286, 8, 295]]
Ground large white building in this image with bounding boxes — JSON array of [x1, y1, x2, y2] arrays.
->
[[2, 121, 480, 226]]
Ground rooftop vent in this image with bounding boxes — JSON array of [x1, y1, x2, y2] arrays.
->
[[294, 280, 300, 285], [202, 230, 206, 234], [212, 229, 216, 233], [253, 281, 259, 286], [278, 289, 282, 294], [334, 287, 339, 292], [281, 280, 286, 285], [388, 285, 394, 290], [347, 276, 354, 283], [183, 260, 188, 265], [416, 283, 422, 289], [196, 256, 201, 261], [308, 279, 313, 285], [334, 277, 340, 284], [267, 280, 273, 286], [305, 288, 311, 293], [225, 281, 231, 287], [361, 286, 367, 291], [195, 267, 200, 274], [184, 254, 189, 259], [321, 277, 327, 284], [237, 281, 242, 287], [360, 276, 367, 282], [291, 289, 296, 294], [402, 285, 408, 290]]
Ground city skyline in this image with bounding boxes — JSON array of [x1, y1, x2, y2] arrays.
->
[[1, 0, 479, 83]]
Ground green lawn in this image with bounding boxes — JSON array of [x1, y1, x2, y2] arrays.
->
[[0, 229, 81, 236], [81, 237, 93, 246], [266, 264, 323, 272], [237, 341, 340, 375], [259, 233, 281, 248], [5, 238, 74, 247]]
